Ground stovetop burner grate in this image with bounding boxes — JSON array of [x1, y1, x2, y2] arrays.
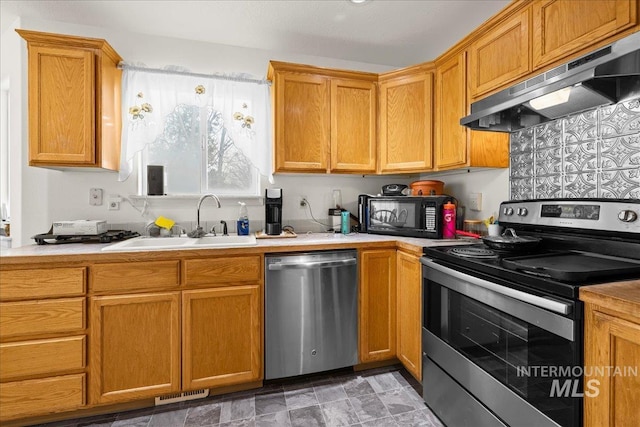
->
[[448, 246, 499, 259]]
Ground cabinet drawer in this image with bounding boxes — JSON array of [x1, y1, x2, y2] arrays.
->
[[184, 256, 261, 285], [0, 298, 85, 339], [0, 374, 85, 421], [0, 268, 86, 301], [0, 336, 85, 380], [90, 260, 180, 292]]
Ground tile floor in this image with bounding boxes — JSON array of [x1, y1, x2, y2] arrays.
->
[[35, 365, 445, 427]]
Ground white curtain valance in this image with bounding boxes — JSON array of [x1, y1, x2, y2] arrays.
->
[[118, 64, 272, 183]]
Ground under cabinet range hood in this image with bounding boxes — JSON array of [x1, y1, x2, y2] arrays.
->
[[461, 31, 640, 132]]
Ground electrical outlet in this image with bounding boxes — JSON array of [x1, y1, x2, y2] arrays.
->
[[299, 196, 307, 209], [107, 195, 122, 211], [469, 193, 483, 211], [89, 188, 103, 206]]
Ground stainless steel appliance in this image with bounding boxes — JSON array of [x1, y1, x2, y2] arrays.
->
[[265, 188, 283, 235], [265, 250, 358, 379], [421, 199, 640, 427], [367, 195, 454, 239], [461, 31, 640, 132]]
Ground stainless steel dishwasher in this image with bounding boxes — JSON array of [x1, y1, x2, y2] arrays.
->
[[265, 250, 358, 380]]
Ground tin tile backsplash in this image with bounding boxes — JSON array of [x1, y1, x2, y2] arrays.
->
[[510, 98, 640, 200]]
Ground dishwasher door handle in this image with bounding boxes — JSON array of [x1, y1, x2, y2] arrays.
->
[[268, 258, 357, 270]]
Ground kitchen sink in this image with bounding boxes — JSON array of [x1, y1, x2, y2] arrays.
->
[[102, 235, 257, 252]]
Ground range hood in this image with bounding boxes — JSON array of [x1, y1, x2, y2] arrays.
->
[[461, 31, 640, 132]]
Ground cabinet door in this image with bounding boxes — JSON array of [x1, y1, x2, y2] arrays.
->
[[27, 45, 95, 166], [182, 286, 261, 389], [379, 73, 433, 173], [273, 72, 330, 172], [330, 78, 377, 173], [532, 0, 638, 69], [469, 8, 531, 99], [89, 292, 181, 404], [584, 306, 640, 427], [435, 52, 468, 169], [396, 251, 422, 381], [359, 249, 396, 362]]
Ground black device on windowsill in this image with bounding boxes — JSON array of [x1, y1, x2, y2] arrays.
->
[[265, 188, 283, 235]]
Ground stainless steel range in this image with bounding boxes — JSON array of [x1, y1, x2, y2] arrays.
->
[[421, 198, 640, 427]]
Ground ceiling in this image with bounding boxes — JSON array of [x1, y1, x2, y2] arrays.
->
[[1, 0, 510, 67]]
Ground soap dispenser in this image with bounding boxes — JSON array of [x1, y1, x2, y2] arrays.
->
[[237, 202, 249, 236]]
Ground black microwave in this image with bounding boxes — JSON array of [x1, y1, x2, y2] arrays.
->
[[367, 195, 454, 239]]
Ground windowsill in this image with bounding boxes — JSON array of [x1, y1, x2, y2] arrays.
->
[[128, 194, 264, 206]]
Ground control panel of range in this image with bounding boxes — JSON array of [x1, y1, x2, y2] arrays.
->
[[499, 199, 640, 233]]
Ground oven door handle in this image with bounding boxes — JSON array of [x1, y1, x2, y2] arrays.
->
[[422, 259, 572, 315]]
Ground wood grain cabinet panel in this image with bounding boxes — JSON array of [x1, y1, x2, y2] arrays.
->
[[16, 30, 122, 170], [359, 249, 397, 362], [532, 0, 638, 69], [584, 305, 640, 427], [379, 71, 433, 173], [273, 71, 330, 172], [0, 374, 85, 421], [89, 292, 181, 404], [182, 286, 261, 390], [184, 256, 261, 286], [0, 267, 85, 301], [469, 7, 531, 99], [0, 336, 85, 380], [330, 78, 377, 173], [396, 251, 422, 381], [435, 52, 468, 169], [0, 298, 85, 339], [90, 260, 180, 293]]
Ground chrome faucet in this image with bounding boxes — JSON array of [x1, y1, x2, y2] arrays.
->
[[187, 194, 221, 238]]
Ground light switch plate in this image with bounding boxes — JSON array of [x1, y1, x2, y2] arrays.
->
[[90, 188, 103, 206], [469, 193, 482, 211]]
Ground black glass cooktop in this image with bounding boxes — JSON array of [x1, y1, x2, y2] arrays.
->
[[423, 242, 640, 300]]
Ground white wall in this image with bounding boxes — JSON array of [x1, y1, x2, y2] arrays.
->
[[4, 16, 509, 246], [420, 168, 510, 225]]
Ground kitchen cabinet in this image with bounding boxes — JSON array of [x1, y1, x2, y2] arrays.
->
[[468, 7, 531, 100], [532, 0, 638, 70], [396, 250, 422, 381], [268, 61, 378, 174], [435, 51, 509, 170], [16, 30, 122, 170], [378, 66, 434, 173], [89, 292, 181, 404], [581, 283, 640, 427], [182, 286, 261, 390], [359, 249, 397, 362], [0, 267, 87, 422]]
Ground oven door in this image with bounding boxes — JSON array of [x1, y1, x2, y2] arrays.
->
[[421, 258, 581, 427]]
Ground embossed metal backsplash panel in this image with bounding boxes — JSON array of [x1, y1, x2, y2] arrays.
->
[[510, 98, 640, 200]]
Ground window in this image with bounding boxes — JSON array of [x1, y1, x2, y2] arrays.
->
[[119, 66, 271, 196]]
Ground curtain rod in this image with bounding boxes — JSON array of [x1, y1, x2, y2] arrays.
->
[[117, 62, 271, 85]]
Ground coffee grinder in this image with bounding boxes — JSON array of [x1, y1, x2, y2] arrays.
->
[[265, 188, 283, 235]]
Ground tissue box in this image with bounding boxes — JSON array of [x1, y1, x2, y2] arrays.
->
[[53, 220, 108, 235]]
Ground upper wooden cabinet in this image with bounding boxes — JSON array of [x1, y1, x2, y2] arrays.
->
[[268, 61, 377, 174], [532, 0, 638, 69], [435, 51, 509, 170], [16, 30, 122, 170], [468, 7, 531, 100], [378, 66, 434, 173]]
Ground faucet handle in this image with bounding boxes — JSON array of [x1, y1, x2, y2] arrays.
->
[[209, 225, 217, 236]]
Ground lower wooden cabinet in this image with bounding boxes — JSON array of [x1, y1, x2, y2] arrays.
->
[[182, 286, 261, 390], [89, 292, 181, 404], [396, 251, 422, 381], [359, 249, 397, 362], [583, 302, 640, 427]]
